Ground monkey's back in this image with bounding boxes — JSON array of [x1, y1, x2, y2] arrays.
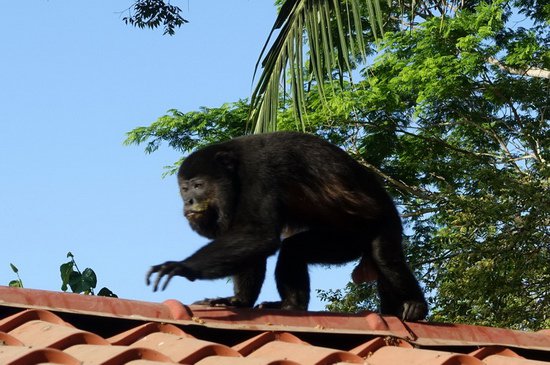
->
[[227, 132, 400, 228]]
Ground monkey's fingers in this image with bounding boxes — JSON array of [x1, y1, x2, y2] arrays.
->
[[145, 267, 156, 286], [161, 271, 177, 291], [146, 261, 176, 291], [146, 261, 195, 292], [150, 271, 167, 292], [153, 266, 176, 292]]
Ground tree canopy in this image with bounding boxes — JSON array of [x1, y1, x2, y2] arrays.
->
[[125, 0, 549, 330], [124, 0, 548, 131]]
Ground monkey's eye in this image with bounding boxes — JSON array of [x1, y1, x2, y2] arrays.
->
[[193, 182, 203, 190]]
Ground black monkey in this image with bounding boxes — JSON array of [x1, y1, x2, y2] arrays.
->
[[146, 132, 428, 321]]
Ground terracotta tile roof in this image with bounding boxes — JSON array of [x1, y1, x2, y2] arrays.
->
[[1, 286, 549, 364]]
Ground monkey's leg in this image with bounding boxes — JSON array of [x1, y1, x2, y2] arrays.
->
[[272, 240, 310, 310], [371, 225, 428, 321], [232, 259, 267, 306], [193, 259, 266, 307], [260, 230, 363, 311]]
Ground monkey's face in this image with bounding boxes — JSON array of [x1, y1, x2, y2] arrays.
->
[[179, 176, 222, 239]]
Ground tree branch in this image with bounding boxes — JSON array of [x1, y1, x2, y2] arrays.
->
[[401, 207, 440, 218], [487, 57, 550, 79], [396, 127, 498, 160], [356, 157, 435, 201]]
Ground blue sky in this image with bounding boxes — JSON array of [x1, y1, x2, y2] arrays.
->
[[0, 1, 356, 310]]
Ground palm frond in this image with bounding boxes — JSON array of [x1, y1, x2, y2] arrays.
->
[[249, 0, 385, 133]]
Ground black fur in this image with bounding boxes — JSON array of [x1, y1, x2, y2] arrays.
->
[[146, 132, 428, 321]]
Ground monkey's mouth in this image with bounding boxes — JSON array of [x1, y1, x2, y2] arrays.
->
[[185, 207, 220, 239], [184, 210, 206, 219]]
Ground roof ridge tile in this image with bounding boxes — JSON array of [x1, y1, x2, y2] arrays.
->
[[129, 330, 242, 363], [350, 336, 413, 357], [483, 355, 550, 364], [366, 346, 484, 364], [109, 322, 190, 345], [0, 309, 69, 332], [0, 346, 81, 365], [233, 332, 307, 356], [64, 344, 174, 364], [243, 337, 364, 364], [0, 331, 24, 346], [469, 346, 522, 359], [9, 319, 109, 349]]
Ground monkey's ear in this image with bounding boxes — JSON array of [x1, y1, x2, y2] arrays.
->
[[214, 151, 237, 172]]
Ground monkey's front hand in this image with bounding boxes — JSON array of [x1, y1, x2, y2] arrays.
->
[[146, 261, 197, 292]]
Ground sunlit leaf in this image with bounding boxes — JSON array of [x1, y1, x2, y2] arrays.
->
[[250, 0, 383, 132], [9, 280, 23, 288], [98, 287, 118, 298]]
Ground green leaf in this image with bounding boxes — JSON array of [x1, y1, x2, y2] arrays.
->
[[68, 271, 85, 293], [250, 0, 377, 132], [97, 287, 118, 298], [9, 280, 23, 288], [60, 262, 75, 292], [81, 268, 98, 288], [68, 268, 97, 294], [9, 263, 18, 274]]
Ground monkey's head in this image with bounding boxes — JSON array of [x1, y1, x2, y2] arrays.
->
[[178, 146, 239, 239]]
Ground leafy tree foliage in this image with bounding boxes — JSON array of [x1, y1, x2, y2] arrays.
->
[[126, 0, 548, 330], [123, 0, 548, 131], [309, 0, 549, 330], [123, 0, 188, 35], [125, 102, 249, 175], [8, 254, 117, 297], [60, 252, 117, 297], [123, 0, 415, 130], [9, 263, 23, 288]]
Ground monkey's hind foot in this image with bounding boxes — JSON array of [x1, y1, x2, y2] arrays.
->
[[192, 296, 252, 308], [401, 300, 428, 322], [256, 301, 306, 311]]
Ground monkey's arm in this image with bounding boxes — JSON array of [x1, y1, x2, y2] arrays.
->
[[146, 229, 280, 291]]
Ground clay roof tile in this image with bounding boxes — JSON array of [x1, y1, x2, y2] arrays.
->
[[0, 286, 549, 365]]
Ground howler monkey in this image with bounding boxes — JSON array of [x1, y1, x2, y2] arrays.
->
[[147, 132, 428, 321]]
